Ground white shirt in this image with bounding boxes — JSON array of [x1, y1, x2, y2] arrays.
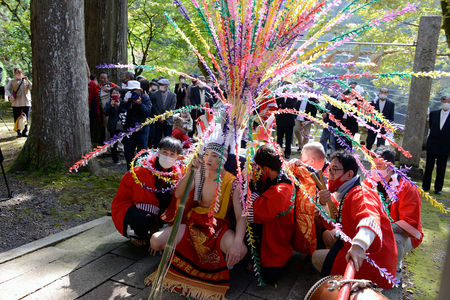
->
[[296, 98, 308, 121], [200, 89, 205, 105], [379, 99, 386, 113], [441, 109, 449, 130]]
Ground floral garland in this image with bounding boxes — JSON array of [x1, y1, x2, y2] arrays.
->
[[129, 149, 180, 193]]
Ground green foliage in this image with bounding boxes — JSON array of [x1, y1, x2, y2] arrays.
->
[[128, 0, 204, 80], [0, 0, 31, 78], [350, 0, 447, 95]]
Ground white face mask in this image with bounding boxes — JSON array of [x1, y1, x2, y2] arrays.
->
[[379, 94, 388, 100], [180, 79, 186, 83], [442, 102, 450, 111], [160, 86, 168, 93], [151, 85, 159, 91], [159, 154, 176, 169]]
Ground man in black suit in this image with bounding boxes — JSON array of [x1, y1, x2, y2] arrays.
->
[[423, 95, 450, 194], [294, 81, 319, 151], [275, 83, 297, 159], [174, 74, 188, 109], [366, 87, 395, 150], [150, 78, 177, 146]]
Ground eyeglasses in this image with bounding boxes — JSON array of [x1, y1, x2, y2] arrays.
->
[[328, 167, 344, 174]]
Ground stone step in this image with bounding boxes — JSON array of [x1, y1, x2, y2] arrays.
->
[[23, 254, 134, 300]]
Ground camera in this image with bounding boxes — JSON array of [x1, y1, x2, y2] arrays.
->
[[130, 91, 141, 101]]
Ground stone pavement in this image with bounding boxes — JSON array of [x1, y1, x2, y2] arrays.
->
[[0, 217, 402, 300]]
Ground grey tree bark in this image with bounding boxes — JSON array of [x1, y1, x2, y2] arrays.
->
[[84, 0, 128, 84], [14, 0, 91, 171], [400, 16, 441, 170]]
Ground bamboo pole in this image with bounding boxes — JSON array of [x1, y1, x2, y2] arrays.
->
[[148, 168, 195, 300]]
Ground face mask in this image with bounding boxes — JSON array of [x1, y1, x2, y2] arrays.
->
[[158, 154, 176, 169], [442, 103, 450, 111], [15, 74, 22, 80], [379, 94, 388, 100], [180, 79, 186, 83], [160, 86, 168, 92], [327, 173, 346, 193], [151, 85, 158, 91]]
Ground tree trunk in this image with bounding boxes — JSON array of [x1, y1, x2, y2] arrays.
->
[[85, 0, 128, 84], [442, 1, 450, 49], [13, 0, 91, 171]]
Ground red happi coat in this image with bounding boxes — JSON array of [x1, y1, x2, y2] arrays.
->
[[250, 182, 295, 268], [111, 157, 181, 236], [292, 165, 317, 254], [328, 184, 398, 289], [366, 178, 423, 249]]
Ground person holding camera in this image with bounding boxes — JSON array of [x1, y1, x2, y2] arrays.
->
[[122, 80, 152, 169], [5, 68, 32, 137], [103, 87, 126, 164]]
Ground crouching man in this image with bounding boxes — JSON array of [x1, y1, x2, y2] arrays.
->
[[311, 150, 398, 289], [369, 147, 423, 273], [248, 144, 295, 285], [111, 137, 183, 247]]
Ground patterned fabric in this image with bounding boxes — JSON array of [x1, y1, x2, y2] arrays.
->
[[136, 203, 160, 215], [147, 171, 236, 300]]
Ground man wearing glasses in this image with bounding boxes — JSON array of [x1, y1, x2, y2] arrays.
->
[[311, 150, 397, 289]]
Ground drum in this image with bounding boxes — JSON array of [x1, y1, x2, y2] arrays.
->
[[304, 275, 388, 300]]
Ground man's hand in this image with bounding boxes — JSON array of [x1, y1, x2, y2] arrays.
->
[[191, 157, 202, 169], [345, 244, 366, 272], [318, 189, 331, 205], [8, 96, 14, 103], [322, 113, 327, 119], [226, 241, 247, 268], [134, 97, 142, 105]]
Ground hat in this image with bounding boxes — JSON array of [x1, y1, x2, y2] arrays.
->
[[158, 78, 170, 86], [150, 79, 159, 86], [136, 75, 145, 80], [198, 75, 206, 81], [191, 74, 199, 78], [127, 80, 142, 90]]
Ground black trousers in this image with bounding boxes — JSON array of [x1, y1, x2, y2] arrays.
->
[[423, 152, 448, 192], [123, 206, 155, 240], [366, 129, 386, 150], [276, 125, 293, 158], [13, 106, 30, 133]]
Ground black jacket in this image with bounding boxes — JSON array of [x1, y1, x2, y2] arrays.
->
[[150, 90, 177, 125], [371, 99, 395, 122], [121, 93, 152, 129], [174, 83, 188, 109], [275, 97, 297, 127], [426, 109, 450, 155], [322, 96, 344, 129], [103, 99, 126, 133]]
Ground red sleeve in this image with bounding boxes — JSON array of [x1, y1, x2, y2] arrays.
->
[[397, 182, 421, 229], [111, 172, 135, 236], [249, 183, 294, 224], [110, 82, 118, 87], [351, 188, 383, 253]]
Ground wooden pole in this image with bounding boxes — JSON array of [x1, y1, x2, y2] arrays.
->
[[400, 16, 441, 171], [337, 260, 356, 300]]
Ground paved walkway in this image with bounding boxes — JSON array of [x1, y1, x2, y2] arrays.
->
[[0, 217, 401, 299]]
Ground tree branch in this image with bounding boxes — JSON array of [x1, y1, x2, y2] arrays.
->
[[0, 0, 31, 38]]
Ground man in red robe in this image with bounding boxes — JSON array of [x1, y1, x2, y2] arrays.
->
[[111, 137, 183, 246], [369, 146, 423, 272], [289, 142, 326, 255], [311, 150, 398, 289], [248, 144, 295, 285]]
